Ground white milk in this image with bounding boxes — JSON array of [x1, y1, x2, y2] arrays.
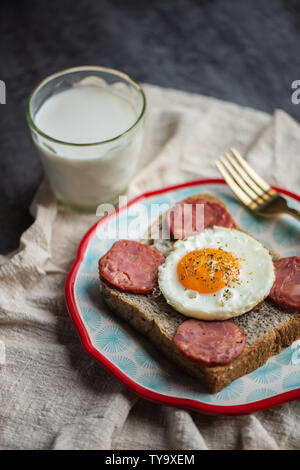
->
[[32, 85, 144, 210], [35, 86, 138, 144]]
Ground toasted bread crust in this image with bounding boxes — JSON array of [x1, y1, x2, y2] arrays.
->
[[100, 193, 300, 393], [102, 280, 300, 393]]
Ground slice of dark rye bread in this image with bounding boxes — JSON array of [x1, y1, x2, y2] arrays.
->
[[100, 193, 300, 393]]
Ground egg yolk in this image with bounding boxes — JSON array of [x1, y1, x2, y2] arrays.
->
[[177, 248, 240, 294]]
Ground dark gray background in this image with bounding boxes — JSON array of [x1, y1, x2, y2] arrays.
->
[[1, 0, 299, 254]]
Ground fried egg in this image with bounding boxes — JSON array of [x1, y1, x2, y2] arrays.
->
[[158, 227, 275, 320]]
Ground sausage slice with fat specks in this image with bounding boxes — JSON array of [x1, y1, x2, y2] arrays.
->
[[99, 240, 165, 294], [174, 319, 246, 367], [269, 256, 300, 312], [168, 197, 236, 240]]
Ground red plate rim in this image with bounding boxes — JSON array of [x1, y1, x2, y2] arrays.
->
[[65, 178, 300, 416]]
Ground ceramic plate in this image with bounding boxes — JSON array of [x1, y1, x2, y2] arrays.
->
[[65, 179, 300, 415]]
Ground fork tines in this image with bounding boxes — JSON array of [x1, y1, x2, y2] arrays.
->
[[215, 148, 276, 210]]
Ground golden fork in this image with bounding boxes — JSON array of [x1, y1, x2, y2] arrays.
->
[[215, 148, 300, 221]]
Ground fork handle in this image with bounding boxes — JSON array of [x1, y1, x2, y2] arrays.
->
[[286, 206, 300, 222]]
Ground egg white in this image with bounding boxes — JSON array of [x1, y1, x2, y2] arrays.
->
[[158, 227, 275, 320]]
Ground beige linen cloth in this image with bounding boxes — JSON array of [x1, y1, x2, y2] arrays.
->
[[0, 84, 300, 450]]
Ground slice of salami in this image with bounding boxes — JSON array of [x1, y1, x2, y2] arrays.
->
[[269, 256, 300, 312], [168, 197, 236, 240], [174, 319, 246, 367], [99, 240, 165, 294]]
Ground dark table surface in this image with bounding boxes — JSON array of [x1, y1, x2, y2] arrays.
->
[[1, 0, 300, 254]]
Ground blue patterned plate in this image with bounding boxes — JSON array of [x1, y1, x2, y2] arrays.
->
[[66, 179, 300, 415]]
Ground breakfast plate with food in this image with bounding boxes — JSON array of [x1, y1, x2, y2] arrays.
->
[[65, 179, 300, 415]]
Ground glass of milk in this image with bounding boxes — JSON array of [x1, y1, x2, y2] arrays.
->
[[26, 66, 146, 212]]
